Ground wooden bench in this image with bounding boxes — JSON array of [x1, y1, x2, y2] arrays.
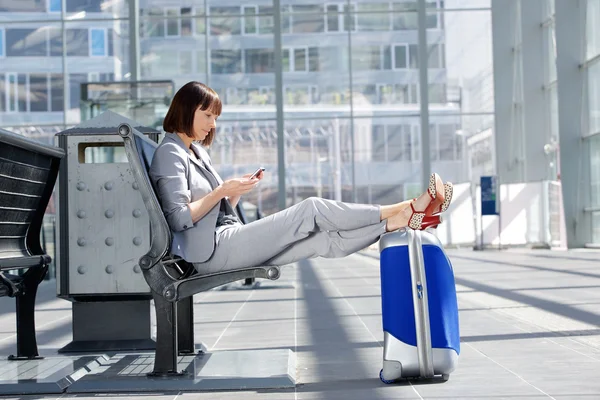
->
[[117, 123, 281, 376], [0, 128, 64, 360]]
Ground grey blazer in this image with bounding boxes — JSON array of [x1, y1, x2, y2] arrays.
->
[[149, 133, 235, 263]]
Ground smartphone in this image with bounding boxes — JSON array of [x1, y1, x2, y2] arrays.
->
[[250, 167, 265, 179]]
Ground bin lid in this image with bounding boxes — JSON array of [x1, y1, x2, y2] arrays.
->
[[55, 110, 161, 136]]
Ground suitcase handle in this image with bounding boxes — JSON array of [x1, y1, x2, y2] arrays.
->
[[407, 229, 435, 378]]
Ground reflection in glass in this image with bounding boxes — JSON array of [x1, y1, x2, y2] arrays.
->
[[589, 62, 600, 134]]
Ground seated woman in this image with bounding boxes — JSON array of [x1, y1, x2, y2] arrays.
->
[[149, 81, 453, 275]]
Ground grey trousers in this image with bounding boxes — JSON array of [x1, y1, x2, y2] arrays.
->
[[193, 197, 387, 274]]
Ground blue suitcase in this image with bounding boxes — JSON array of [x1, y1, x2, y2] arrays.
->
[[379, 228, 460, 383]]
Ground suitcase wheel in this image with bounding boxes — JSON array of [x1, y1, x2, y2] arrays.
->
[[442, 374, 450, 381], [379, 369, 396, 384]]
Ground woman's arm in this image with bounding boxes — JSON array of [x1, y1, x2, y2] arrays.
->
[[188, 186, 225, 223], [228, 195, 241, 208]]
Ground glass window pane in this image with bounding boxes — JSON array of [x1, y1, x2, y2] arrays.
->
[[353, 46, 381, 71], [357, 4, 389, 31], [590, 135, 600, 208], [0, 74, 4, 112], [166, 9, 180, 36], [438, 124, 456, 161], [282, 48, 290, 71], [326, 5, 339, 32], [0, 1, 45, 12], [90, 29, 106, 56], [182, 8, 193, 36], [589, 62, 600, 133], [211, 50, 242, 74], [50, 74, 64, 112], [30, 74, 49, 112], [17, 74, 27, 112], [429, 83, 446, 103], [69, 73, 87, 109], [49, 0, 61, 12], [197, 50, 206, 73], [0, 29, 3, 56], [244, 6, 257, 34], [388, 125, 412, 161], [426, 10, 438, 28], [180, 51, 192, 74], [245, 49, 274, 73], [394, 45, 407, 68], [66, 0, 103, 13], [195, 15, 206, 35], [292, 5, 324, 34], [258, 6, 274, 34], [308, 47, 319, 72], [372, 125, 386, 160], [409, 44, 418, 68], [587, 0, 600, 59], [145, 9, 165, 37], [66, 29, 89, 56], [210, 7, 241, 36], [294, 48, 307, 72], [392, 3, 417, 30], [383, 45, 392, 69], [6, 29, 47, 57], [49, 27, 62, 56], [344, 4, 356, 31], [428, 43, 441, 68]]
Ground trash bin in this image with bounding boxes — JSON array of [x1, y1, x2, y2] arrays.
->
[[55, 110, 161, 352]]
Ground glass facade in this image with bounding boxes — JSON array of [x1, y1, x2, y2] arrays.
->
[[0, 0, 498, 267]]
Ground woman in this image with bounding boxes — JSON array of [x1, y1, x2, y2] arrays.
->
[[149, 82, 453, 275]]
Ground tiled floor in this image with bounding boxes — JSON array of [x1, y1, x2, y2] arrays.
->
[[1, 247, 600, 399]]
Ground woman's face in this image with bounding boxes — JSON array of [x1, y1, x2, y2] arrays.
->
[[192, 106, 218, 141]]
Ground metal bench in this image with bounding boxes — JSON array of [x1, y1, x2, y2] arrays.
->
[[0, 128, 65, 360], [117, 123, 281, 376]]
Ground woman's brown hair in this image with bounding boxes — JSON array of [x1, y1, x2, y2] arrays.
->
[[163, 81, 222, 146]]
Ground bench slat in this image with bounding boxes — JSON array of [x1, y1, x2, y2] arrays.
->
[[0, 192, 43, 210], [0, 176, 46, 197], [0, 224, 28, 236], [0, 160, 51, 183]]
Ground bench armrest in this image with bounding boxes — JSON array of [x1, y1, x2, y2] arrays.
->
[[163, 265, 280, 302]]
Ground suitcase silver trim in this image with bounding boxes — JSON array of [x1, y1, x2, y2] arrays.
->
[[407, 229, 435, 378]]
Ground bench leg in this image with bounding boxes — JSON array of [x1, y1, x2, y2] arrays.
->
[[149, 293, 185, 377], [9, 265, 48, 360], [177, 297, 195, 355]]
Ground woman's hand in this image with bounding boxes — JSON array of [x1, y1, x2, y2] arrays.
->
[[242, 169, 264, 181], [217, 177, 259, 198]]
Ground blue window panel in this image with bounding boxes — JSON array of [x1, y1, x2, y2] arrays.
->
[[49, 0, 61, 12], [90, 29, 106, 56], [0, 29, 4, 56]]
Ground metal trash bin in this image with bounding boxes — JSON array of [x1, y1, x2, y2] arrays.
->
[[55, 110, 161, 352]]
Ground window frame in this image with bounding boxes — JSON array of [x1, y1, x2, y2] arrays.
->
[[324, 3, 342, 33], [89, 28, 107, 57], [242, 5, 259, 35], [292, 46, 309, 72], [165, 7, 181, 37]]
